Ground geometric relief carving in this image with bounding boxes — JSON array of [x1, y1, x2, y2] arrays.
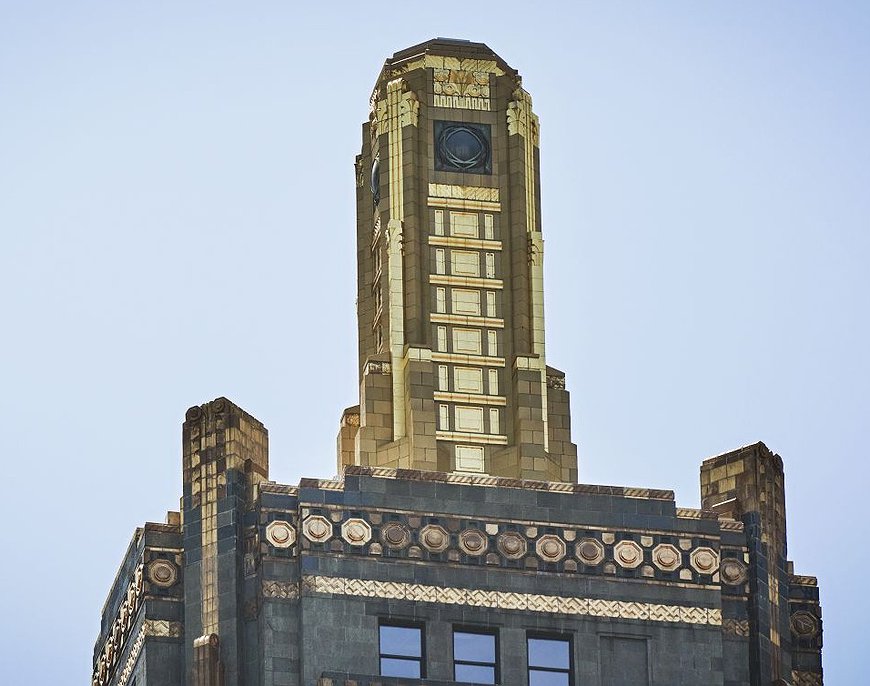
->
[[419, 524, 450, 552], [535, 534, 566, 562], [262, 580, 299, 600], [459, 528, 488, 556], [722, 618, 750, 637], [497, 531, 527, 559], [791, 671, 823, 686], [341, 518, 372, 546], [146, 559, 179, 588], [381, 521, 411, 549], [790, 610, 820, 639], [576, 538, 605, 566], [652, 544, 682, 572], [265, 520, 297, 549], [300, 575, 722, 627], [720, 558, 748, 585], [690, 547, 719, 575], [302, 515, 333, 543], [613, 540, 644, 569]]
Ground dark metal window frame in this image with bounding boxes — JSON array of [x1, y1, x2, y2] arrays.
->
[[378, 619, 426, 678], [527, 632, 573, 686], [453, 625, 499, 684]]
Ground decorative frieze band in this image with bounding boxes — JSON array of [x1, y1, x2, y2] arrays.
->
[[301, 575, 722, 627]]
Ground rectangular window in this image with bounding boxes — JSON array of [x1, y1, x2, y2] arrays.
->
[[489, 408, 500, 434], [484, 214, 494, 240], [454, 367, 483, 394], [485, 291, 496, 318], [437, 326, 448, 352], [454, 629, 497, 684], [434, 209, 445, 236], [487, 330, 498, 356], [450, 211, 479, 238], [488, 369, 499, 395], [438, 365, 449, 391], [435, 248, 446, 275], [485, 252, 496, 279], [380, 623, 424, 678], [456, 445, 484, 472], [451, 250, 480, 277], [436, 287, 447, 313], [439, 404, 450, 430], [528, 636, 571, 686], [455, 406, 484, 433], [452, 288, 481, 315], [453, 328, 482, 355]]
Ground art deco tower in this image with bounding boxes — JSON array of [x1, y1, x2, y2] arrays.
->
[[339, 39, 578, 482]]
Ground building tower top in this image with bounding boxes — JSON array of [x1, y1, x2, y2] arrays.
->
[[337, 38, 578, 482]]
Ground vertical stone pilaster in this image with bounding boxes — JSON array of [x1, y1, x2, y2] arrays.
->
[[183, 397, 269, 686], [701, 442, 794, 685]]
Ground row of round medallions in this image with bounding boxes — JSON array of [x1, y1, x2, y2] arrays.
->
[[264, 516, 749, 585]]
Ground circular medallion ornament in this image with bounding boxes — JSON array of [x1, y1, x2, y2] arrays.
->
[[790, 610, 820, 639], [652, 543, 682, 572], [459, 529, 488, 556], [535, 534, 567, 562], [576, 538, 605, 566], [147, 559, 178, 588], [265, 520, 296, 549], [419, 524, 450, 552], [720, 558, 748, 585], [614, 540, 644, 569], [381, 522, 411, 549], [302, 515, 333, 543], [341, 518, 372, 546], [436, 124, 490, 172], [690, 547, 719, 575], [497, 531, 527, 560]]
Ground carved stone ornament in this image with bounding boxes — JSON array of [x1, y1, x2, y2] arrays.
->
[[459, 528, 488, 556], [576, 538, 605, 566], [265, 520, 296, 549], [381, 521, 411, 549], [614, 540, 645, 569], [790, 610, 820, 638], [302, 515, 333, 543], [497, 531, 527, 559], [652, 543, 682, 572], [535, 534, 567, 562], [147, 559, 178, 588], [690, 547, 720, 575], [720, 558, 748, 585], [341, 518, 373, 546], [419, 524, 450, 552]]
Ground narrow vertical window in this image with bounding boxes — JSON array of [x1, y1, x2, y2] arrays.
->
[[527, 636, 571, 686], [436, 287, 446, 313], [438, 365, 449, 391], [488, 368, 499, 395], [434, 209, 444, 236], [485, 252, 495, 279], [380, 623, 424, 678], [454, 629, 497, 684], [439, 404, 450, 430], [489, 408, 500, 434], [436, 248, 446, 275], [437, 326, 448, 352], [487, 330, 498, 356], [486, 291, 496, 318], [484, 214, 494, 240]]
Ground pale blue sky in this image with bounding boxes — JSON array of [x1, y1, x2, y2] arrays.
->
[[1, 2, 867, 683]]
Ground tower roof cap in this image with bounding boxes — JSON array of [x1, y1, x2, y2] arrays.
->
[[384, 37, 517, 77]]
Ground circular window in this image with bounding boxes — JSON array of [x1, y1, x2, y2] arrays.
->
[[437, 125, 489, 171]]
